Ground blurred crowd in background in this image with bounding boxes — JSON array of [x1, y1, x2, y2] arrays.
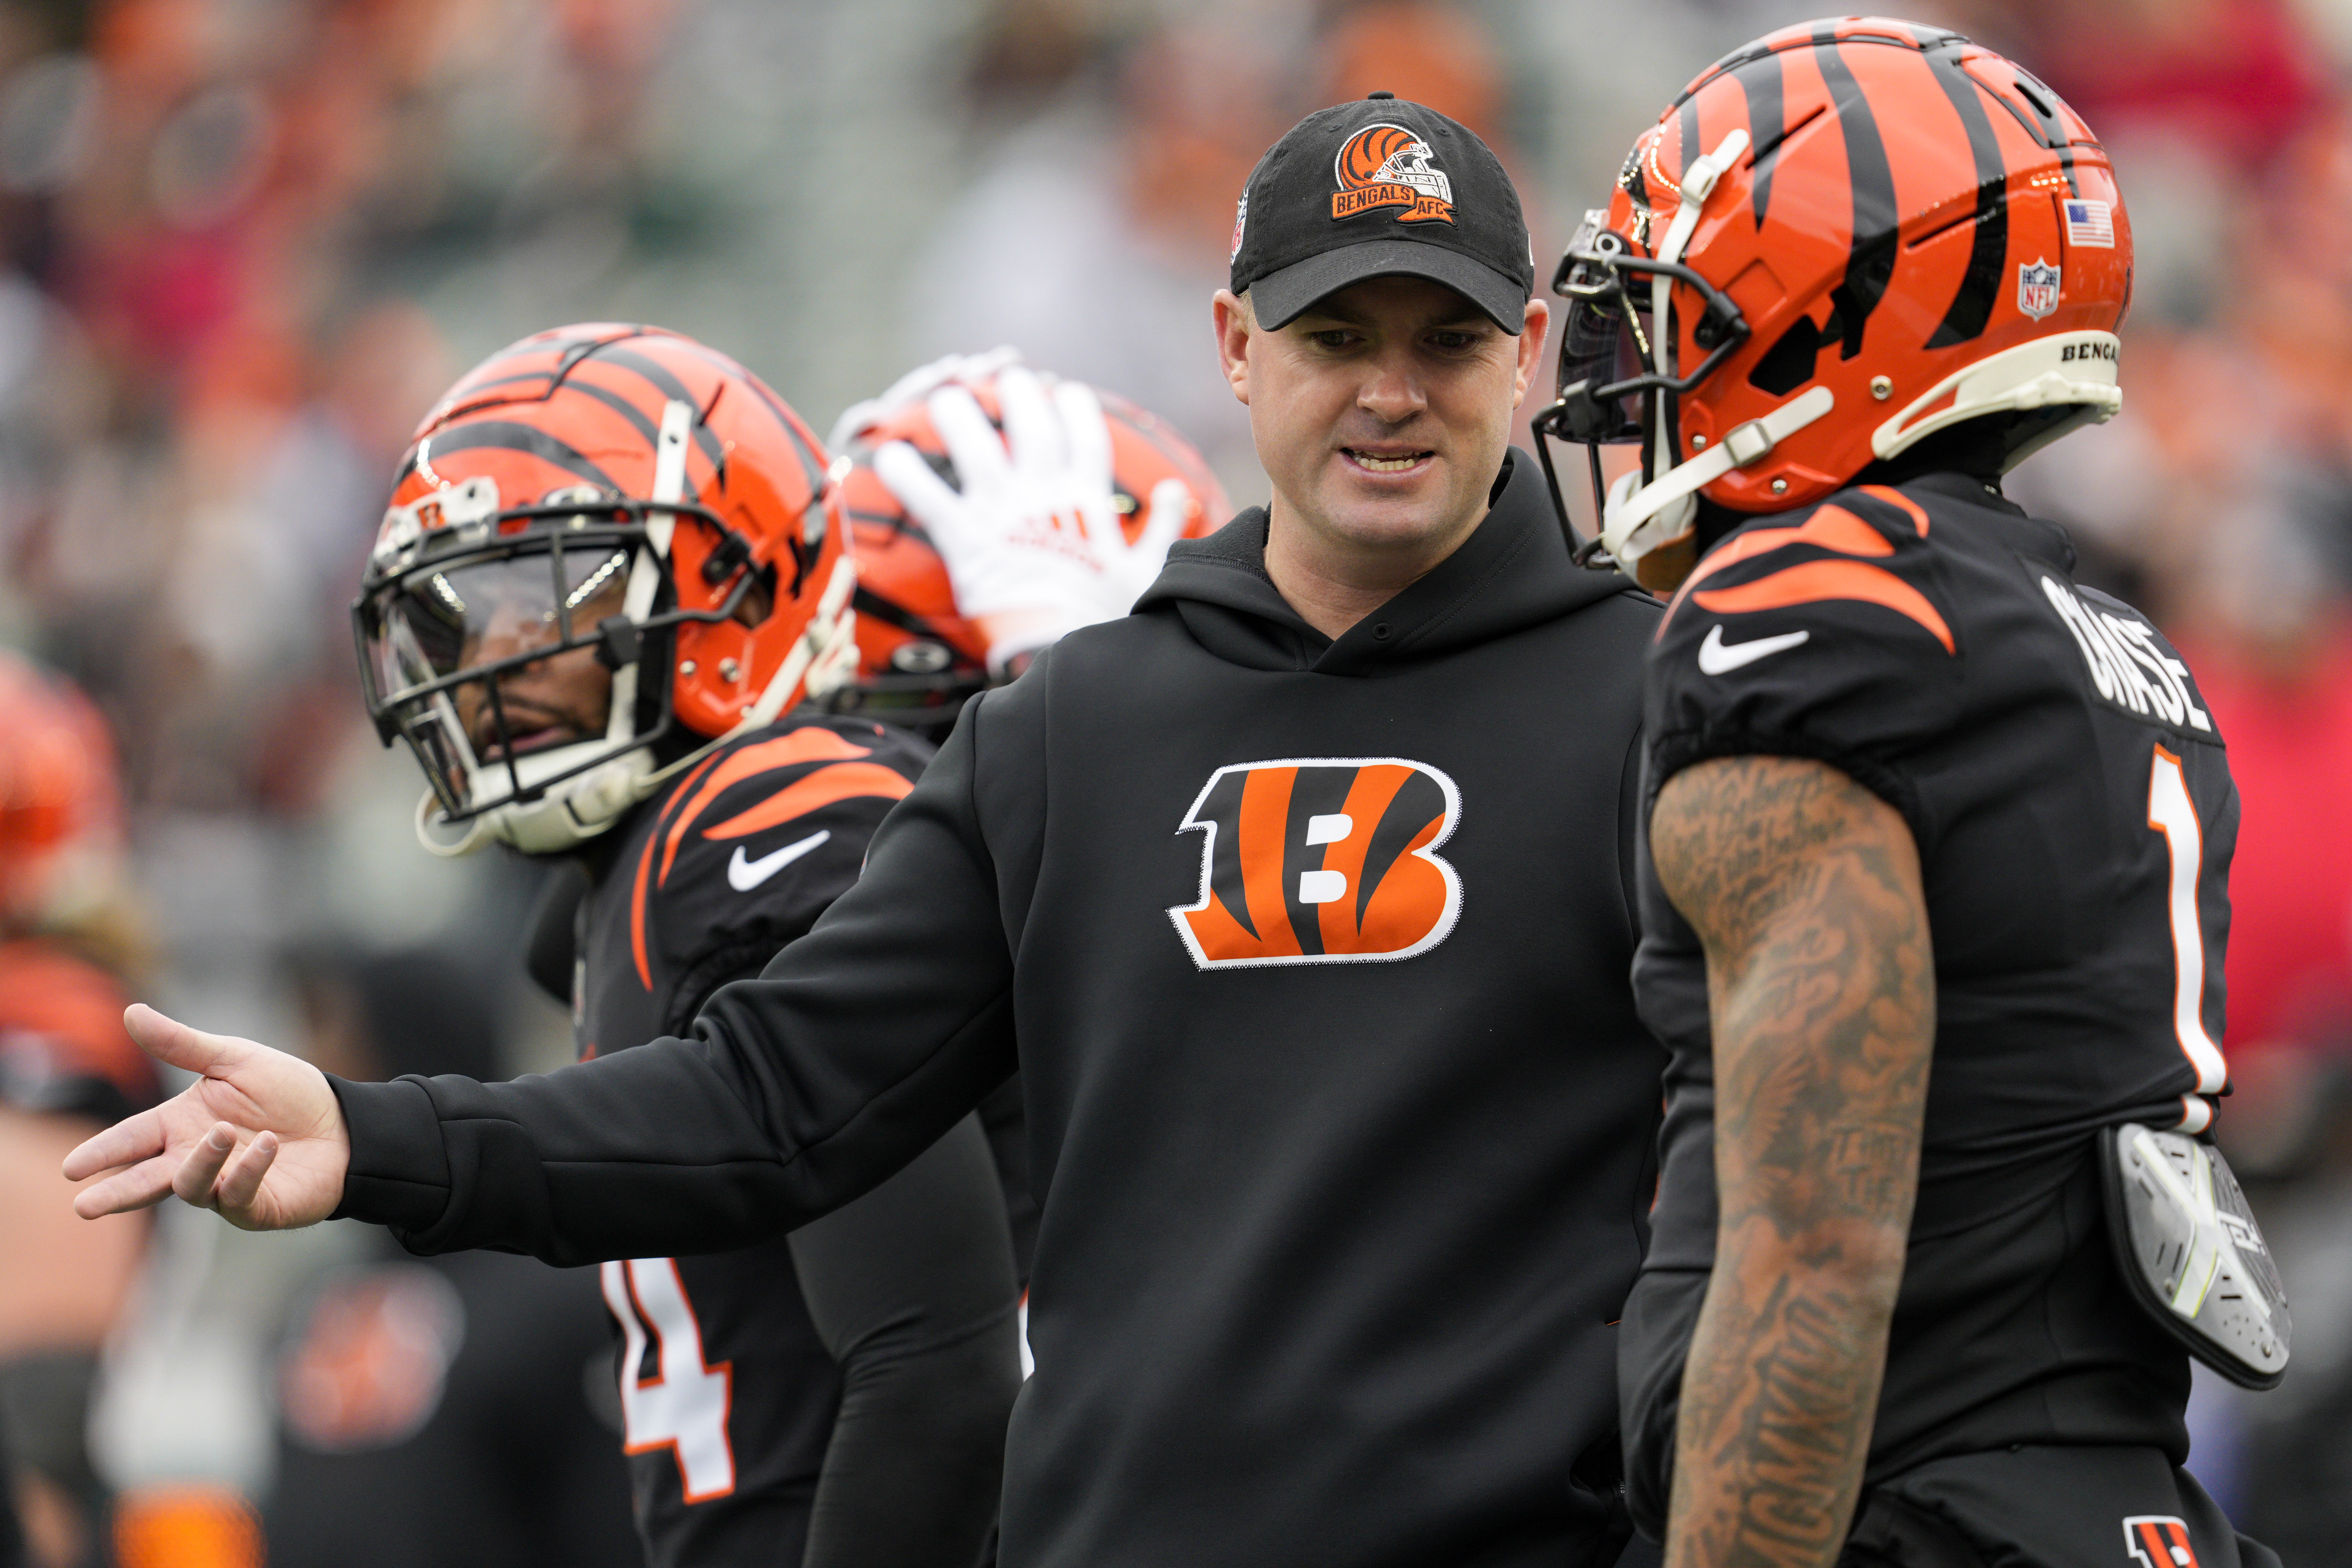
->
[[4, 0, 2352, 1562]]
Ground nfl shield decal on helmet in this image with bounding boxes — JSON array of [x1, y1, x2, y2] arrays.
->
[[1169, 757, 1462, 968], [2018, 259, 2062, 320], [2124, 1516, 2199, 1568]]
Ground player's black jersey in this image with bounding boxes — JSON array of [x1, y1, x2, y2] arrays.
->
[[1621, 473, 2238, 1529], [562, 712, 932, 1568]]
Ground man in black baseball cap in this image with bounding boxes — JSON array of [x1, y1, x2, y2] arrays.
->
[[1229, 92, 1536, 335], [1212, 93, 1558, 639]]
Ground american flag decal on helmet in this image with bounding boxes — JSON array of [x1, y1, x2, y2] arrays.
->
[[2065, 198, 2116, 247]]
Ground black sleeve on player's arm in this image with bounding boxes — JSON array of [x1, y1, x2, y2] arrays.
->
[[788, 1111, 1022, 1568], [324, 694, 1026, 1265]]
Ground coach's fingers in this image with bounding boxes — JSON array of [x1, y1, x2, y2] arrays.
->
[[72, 1151, 182, 1219], [213, 1131, 279, 1219], [61, 1104, 166, 1182], [123, 1004, 253, 1079], [170, 1123, 238, 1210]]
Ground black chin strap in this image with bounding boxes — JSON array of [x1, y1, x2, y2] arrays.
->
[[1580, 445, 1610, 566]]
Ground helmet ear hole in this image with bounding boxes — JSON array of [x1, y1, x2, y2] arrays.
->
[[1749, 316, 1823, 396], [727, 563, 776, 629]]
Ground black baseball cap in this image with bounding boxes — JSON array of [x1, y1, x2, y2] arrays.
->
[[1229, 93, 1534, 334]]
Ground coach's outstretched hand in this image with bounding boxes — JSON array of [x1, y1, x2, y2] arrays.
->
[[63, 1004, 349, 1229]]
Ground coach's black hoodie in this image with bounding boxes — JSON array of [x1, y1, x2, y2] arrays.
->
[[331, 451, 1667, 1568]]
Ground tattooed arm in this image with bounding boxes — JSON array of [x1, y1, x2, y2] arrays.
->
[[1649, 755, 1935, 1568]]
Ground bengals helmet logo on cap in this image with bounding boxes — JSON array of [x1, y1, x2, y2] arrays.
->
[[1169, 757, 1462, 969], [1331, 124, 1455, 225], [2123, 1517, 2200, 1568]]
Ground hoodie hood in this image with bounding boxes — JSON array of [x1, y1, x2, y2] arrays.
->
[[1136, 449, 1642, 675]]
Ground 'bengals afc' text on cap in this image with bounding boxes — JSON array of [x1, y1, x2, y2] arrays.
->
[[1229, 93, 1534, 335]]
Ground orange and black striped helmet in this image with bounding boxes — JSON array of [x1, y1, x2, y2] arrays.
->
[[825, 359, 1228, 738], [1533, 19, 2131, 571], [355, 323, 855, 855]]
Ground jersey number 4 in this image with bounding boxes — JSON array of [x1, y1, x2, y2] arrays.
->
[[599, 1258, 736, 1500], [2149, 744, 2227, 1131]]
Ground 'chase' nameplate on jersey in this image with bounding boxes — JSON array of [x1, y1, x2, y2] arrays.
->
[[2037, 574, 2214, 736], [2100, 1123, 2288, 1389]]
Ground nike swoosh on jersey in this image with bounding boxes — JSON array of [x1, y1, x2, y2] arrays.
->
[[1697, 624, 1810, 674], [727, 829, 831, 892]]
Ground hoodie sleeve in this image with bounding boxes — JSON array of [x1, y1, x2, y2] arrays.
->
[[327, 690, 1026, 1265]]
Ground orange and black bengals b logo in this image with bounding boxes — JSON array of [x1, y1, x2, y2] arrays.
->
[[1168, 757, 1462, 970], [2124, 1516, 2200, 1568]]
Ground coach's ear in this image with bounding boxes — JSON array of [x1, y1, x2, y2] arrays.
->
[[1212, 289, 1253, 407], [1512, 297, 1551, 410]]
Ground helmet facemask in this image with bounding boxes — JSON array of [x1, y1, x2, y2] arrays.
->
[[1534, 208, 1756, 568], [356, 477, 779, 856], [1532, 128, 1794, 573]]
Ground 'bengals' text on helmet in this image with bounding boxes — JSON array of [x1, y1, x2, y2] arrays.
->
[[1532, 19, 2130, 575], [355, 324, 857, 856]]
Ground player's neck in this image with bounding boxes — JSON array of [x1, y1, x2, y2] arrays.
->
[[1261, 495, 1483, 641]]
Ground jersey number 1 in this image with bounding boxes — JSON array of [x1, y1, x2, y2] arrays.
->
[[599, 1258, 735, 1500], [2148, 744, 2227, 1130]]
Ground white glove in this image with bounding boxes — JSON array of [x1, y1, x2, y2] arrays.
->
[[872, 366, 1194, 671]]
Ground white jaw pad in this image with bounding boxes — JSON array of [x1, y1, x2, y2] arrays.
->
[[1601, 384, 1835, 564], [416, 740, 659, 858]]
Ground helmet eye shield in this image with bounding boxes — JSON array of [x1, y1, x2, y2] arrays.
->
[[376, 546, 632, 688], [1551, 293, 1653, 444]]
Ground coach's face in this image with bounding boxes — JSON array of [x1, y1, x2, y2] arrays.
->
[[1215, 276, 1549, 559]]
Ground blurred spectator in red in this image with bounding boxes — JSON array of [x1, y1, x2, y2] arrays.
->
[[2179, 612, 2352, 1069], [1967, 0, 2332, 174]]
